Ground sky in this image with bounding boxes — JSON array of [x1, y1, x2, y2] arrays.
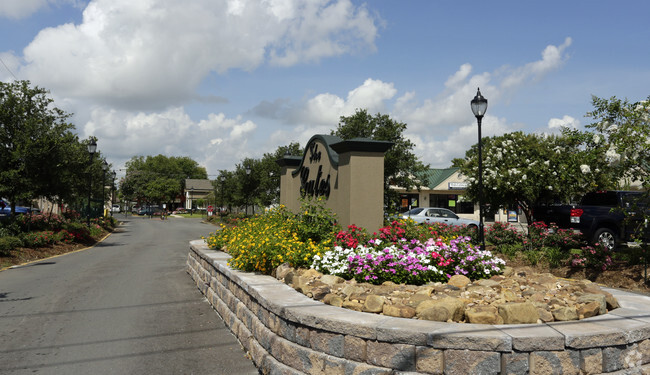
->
[[1, 0, 649, 178]]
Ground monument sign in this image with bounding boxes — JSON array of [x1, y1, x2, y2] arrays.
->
[[277, 134, 392, 231]]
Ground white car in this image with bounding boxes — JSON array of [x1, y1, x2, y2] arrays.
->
[[397, 207, 479, 229], [111, 204, 121, 213]]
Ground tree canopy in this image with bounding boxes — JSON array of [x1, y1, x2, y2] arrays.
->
[[452, 129, 614, 224], [0, 80, 104, 215], [331, 109, 429, 209], [120, 155, 207, 207]]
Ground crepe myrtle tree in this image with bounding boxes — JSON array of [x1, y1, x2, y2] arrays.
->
[[586, 95, 650, 188], [452, 129, 613, 225], [585, 95, 650, 241]]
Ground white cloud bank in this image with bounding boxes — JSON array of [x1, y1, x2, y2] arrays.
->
[[13, 0, 378, 110], [1, 0, 572, 174]]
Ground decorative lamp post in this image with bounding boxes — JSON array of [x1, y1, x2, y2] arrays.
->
[[102, 160, 108, 217], [471, 88, 488, 250], [190, 187, 194, 216], [220, 175, 226, 214], [110, 170, 116, 217], [86, 137, 97, 226], [245, 167, 251, 216]]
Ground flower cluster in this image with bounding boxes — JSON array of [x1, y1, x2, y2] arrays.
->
[[21, 231, 57, 248], [312, 233, 505, 285], [526, 221, 582, 250], [334, 224, 368, 249], [571, 243, 613, 271], [205, 205, 333, 273], [485, 222, 524, 246]]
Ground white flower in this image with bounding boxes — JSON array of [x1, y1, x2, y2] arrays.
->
[[547, 186, 553, 190], [646, 137, 650, 145], [522, 174, 527, 180], [607, 124, 618, 132], [552, 171, 557, 176], [593, 134, 601, 144], [580, 164, 591, 174], [544, 160, 550, 166], [606, 147, 621, 164]]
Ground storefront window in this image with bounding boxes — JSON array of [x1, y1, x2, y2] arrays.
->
[[398, 194, 419, 213], [429, 194, 474, 214]]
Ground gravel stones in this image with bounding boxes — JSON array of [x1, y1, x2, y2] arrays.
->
[[277, 265, 620, 324]]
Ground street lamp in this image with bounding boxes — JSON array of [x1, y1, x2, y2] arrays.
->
[[220, 175, 226, 214], [190, 187, 194, 216], [245, 167, 251, 216], [102, 160, 108, 217], [110, 170, 116, 217], [87, 137, 97, 226], [471, 88, 488, 250]]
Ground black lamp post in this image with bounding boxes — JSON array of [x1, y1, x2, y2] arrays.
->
[[220, 175, 226, 214], [471, 88, 488, 250], [245, 167, 251, 216], [86, 137, 97, 226], [102, 160, 108, 217], [190, 187, 194, 216], [110, 170, 116, 217]]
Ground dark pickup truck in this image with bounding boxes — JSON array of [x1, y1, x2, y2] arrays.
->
[[533, 190, 649, 250]]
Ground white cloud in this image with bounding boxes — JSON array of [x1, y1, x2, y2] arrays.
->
[[0, 0, 83, 19], [13, 0, 379, 110], [84, 106, 258, 174], [0, 0, 49, 19], [500, 37, 572, 91], [548, 115, 580, 130]]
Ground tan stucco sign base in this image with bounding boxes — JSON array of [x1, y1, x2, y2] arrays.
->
[[277, 134, 392, 232]]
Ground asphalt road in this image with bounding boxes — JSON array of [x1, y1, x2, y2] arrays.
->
[[0, 216, 259, 375]]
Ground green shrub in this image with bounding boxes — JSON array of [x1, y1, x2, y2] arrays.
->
[[497, 243, 524, 260], [63, 222, 92, 242], [295, 197, 339, 243], [21, 231, 57, 248], [0, 236, 23, 255], [55, 229, 75, 244], [486, 222, 523, 246], [543, 246, 570, 268], [523, 249, 545, 266]]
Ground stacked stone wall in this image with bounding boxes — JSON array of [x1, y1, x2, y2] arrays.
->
[[187, 240, 650, 374]]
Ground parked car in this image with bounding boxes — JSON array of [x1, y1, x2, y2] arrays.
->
[[137, 206, 161, 216], [0, 198, 33, 220], [396, 207, 480, 229], [111, 204, 121, 213]]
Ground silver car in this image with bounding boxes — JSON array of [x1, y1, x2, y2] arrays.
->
[[398, 207, 479, 229]]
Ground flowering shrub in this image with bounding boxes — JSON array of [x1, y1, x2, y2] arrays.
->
[[205, 205, 333, 273], [296, 197, 339, 243], [63, 222, 92, 243], [16, 213, 68, 232], [55, 229, 75, 244], [62, 209, 81, 221], [526, 221, 582, 251], [571, 243, 613, 271], [21, 231, 57, 248], [485, 222, 523, 246]]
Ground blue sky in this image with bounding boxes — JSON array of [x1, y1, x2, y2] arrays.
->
[[1, 0, 649, 177]]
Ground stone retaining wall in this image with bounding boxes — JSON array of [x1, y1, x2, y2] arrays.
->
[[186, 240, 650, 374]]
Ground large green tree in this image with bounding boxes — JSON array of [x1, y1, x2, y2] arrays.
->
[[120, 155, 207, 207], [332, 109, 429, 209], [0, 80, 89, 215], [452, 130, 613, 225]]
